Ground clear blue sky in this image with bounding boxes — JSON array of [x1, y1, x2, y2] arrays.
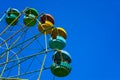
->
[[0, 0, 120, 80]]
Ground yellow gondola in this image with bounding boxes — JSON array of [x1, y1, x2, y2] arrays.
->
[[38, 14, 55, 34], [51, 27, 67, 39], [38, 20, 54, 34]]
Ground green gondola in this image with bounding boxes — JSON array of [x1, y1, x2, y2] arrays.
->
[[51, 62, 71, 77], [23, 8, 38, 26], [51, 50, 72, 77], [5, 8, 20, 26]]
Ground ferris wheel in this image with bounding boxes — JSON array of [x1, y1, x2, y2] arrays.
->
[[0, 7, 72, 80]]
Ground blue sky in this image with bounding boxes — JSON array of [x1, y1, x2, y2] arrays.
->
[[0, 0, 120, 80]]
